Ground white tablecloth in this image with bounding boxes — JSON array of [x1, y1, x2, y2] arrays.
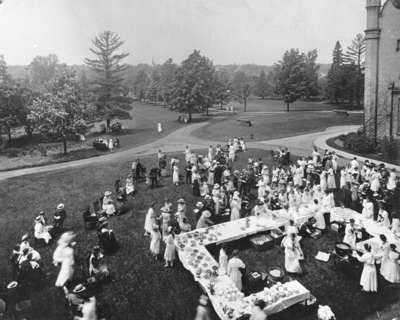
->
[[175, 215, 311, 319]]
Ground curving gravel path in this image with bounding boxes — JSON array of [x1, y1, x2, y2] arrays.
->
[[0, 123, 360, 181]]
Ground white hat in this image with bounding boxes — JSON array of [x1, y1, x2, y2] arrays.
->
[[73, 284, 86, 293], [177, 198, 185, 203], [57, 203, 64, 210], [167, 226, 173, 232], [213, 184, 220, 189], [21, 234, 28, 241], [195, 202, 204, 208], [203, 210, 212, 218], [199, 294, 208, 305], [104, 191, 112, 196]]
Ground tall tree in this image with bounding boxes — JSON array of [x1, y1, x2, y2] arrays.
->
[[133, 69, 151, 102], [170, 50, 216, 122], [326, 41, 345, 103], [84, 31, 132, 130], [343, 33, 366, 107], [273, 49, 308, 111], [159, 58, 177, 106], [28, 54, 61, 92], [27, 69, 94, 155], [231, 71, 251, 112], [254, 70, 271, 99], [303, 49, 320, 99]]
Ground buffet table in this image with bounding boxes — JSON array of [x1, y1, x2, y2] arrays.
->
[[175, 215, 311, 319]]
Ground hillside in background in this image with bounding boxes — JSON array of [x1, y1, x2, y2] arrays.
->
[[7, 63, 331, 81]]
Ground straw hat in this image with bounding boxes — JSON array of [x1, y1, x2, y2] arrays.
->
[[21, 234, 29, 241], [104, 191, 112, 197], [203, 210, 212, 218], [73, 284, 86, 294], [177, 198, 185, 203], [57, 203, 64, 210], [196, 201, 204, 208]]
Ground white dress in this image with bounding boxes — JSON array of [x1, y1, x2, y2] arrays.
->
[[75, 296, 97, 320], [361, 200, 374, 220], [327, 168, 336, 189], [340, 169, 347, 189], [370, 172, 381, 192], [150, 230, 161, 255], [284, 239, 302, 274], [34, 222, 52, 243], [228, 257, 245, 291], [125, 178, 135, 195], [387, 172, 397, 191], [320, 172, 327, 192], [172, 165, 179, 185], [53, 245, 74, 287], [102, 196, 116, 216], [144, 208, 156, 234], [164, 234, 176, 262], [219, 248, 228, 275], [378, 209, 391, 228], [343, 224, 356, 248], [379, 242, 390, 278], [382, 251, 400, 283], [357, 252, 377, 292], [230, 198, 241, 221]]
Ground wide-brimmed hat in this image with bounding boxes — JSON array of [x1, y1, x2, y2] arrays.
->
[[39, 211, 45, 215], [21, 234, 29, 241], [177, 198, 185, 203], [7, 281, 18, 289], [203, 210, 212, 218], [204, 194, 211, 200], [195, 201, 204, 209], [213, 184, 220, 189], [104, 191, 112, 197], [57, 203, 64, 210], [73, 284, 86, 294]]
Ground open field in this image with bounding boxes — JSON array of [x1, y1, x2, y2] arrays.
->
[[193, 110, 362, 142], [1, 148, 398, 320]]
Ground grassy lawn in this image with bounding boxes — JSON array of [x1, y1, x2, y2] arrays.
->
[[0, 102, 210, 171], [193, 111, 362, 142], [1, 147, 399, 320], [227, 98, 360, 113]]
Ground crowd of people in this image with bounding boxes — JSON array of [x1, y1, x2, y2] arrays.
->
[[2, 134, 399, 320]]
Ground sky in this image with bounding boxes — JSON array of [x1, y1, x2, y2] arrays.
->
[[0, 0, 366, 66]]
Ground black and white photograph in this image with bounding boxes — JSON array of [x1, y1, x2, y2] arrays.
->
[[0, 1, 399, 319]]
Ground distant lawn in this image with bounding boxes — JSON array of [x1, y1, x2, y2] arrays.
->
[[227, 98, 359, 113], [192, 111, 362, 142]]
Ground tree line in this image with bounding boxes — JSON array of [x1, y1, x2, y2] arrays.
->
[[0, 30, 365, 153]]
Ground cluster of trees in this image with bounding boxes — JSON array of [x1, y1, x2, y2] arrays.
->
[[0, 31, 133, 154], [326, 34, 366, 107]]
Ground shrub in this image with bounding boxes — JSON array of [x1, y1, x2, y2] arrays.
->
[[111, 122, 123, 133], [342, 132, 376, 154]]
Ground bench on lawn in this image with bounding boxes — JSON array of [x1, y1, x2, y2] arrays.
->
[[334, 110, 349, 116], [237, 119, 252, 127]]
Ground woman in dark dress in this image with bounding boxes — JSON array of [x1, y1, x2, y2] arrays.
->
[[193, 169, 201, 197]]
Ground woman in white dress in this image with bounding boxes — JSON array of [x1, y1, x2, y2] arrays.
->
[[230, 193, 242, 221], [144, 203, 156, 236], [125, 176, 135, 196], [218, 246, 228, 275], [320, 170, 327, 192], [172, 164, 179, 186], [227, 250, 245, 291], [150, 226, 161, 258], [387, 169, 397, 191], [377, 204, 391, 228], [312, 148, 320, 165], [370, 169, 381, 193], [379, 234, 390, 277], [343, 219, 356, 248], [340, 168, 347, 189], [208, 145, 214, 162], [102, 191, 116, 216], [327, 168, 336, 190], [164, 227, 176, 267], [361, 197, 374, 220], [284, 233, 302, 274], [184, 146, 191, 163], [53, 232, 76, 287], [382, 244, 400, 284], [200, 181, 209, 197], [356, 243, 377, 292], [33, 217, 52, 244]]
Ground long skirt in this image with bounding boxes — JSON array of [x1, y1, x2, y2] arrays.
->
[[382, 261, 400, 283], [164, 243, 176, 262], [285, 250, 302, 274], [360, 264, 377, 292]]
